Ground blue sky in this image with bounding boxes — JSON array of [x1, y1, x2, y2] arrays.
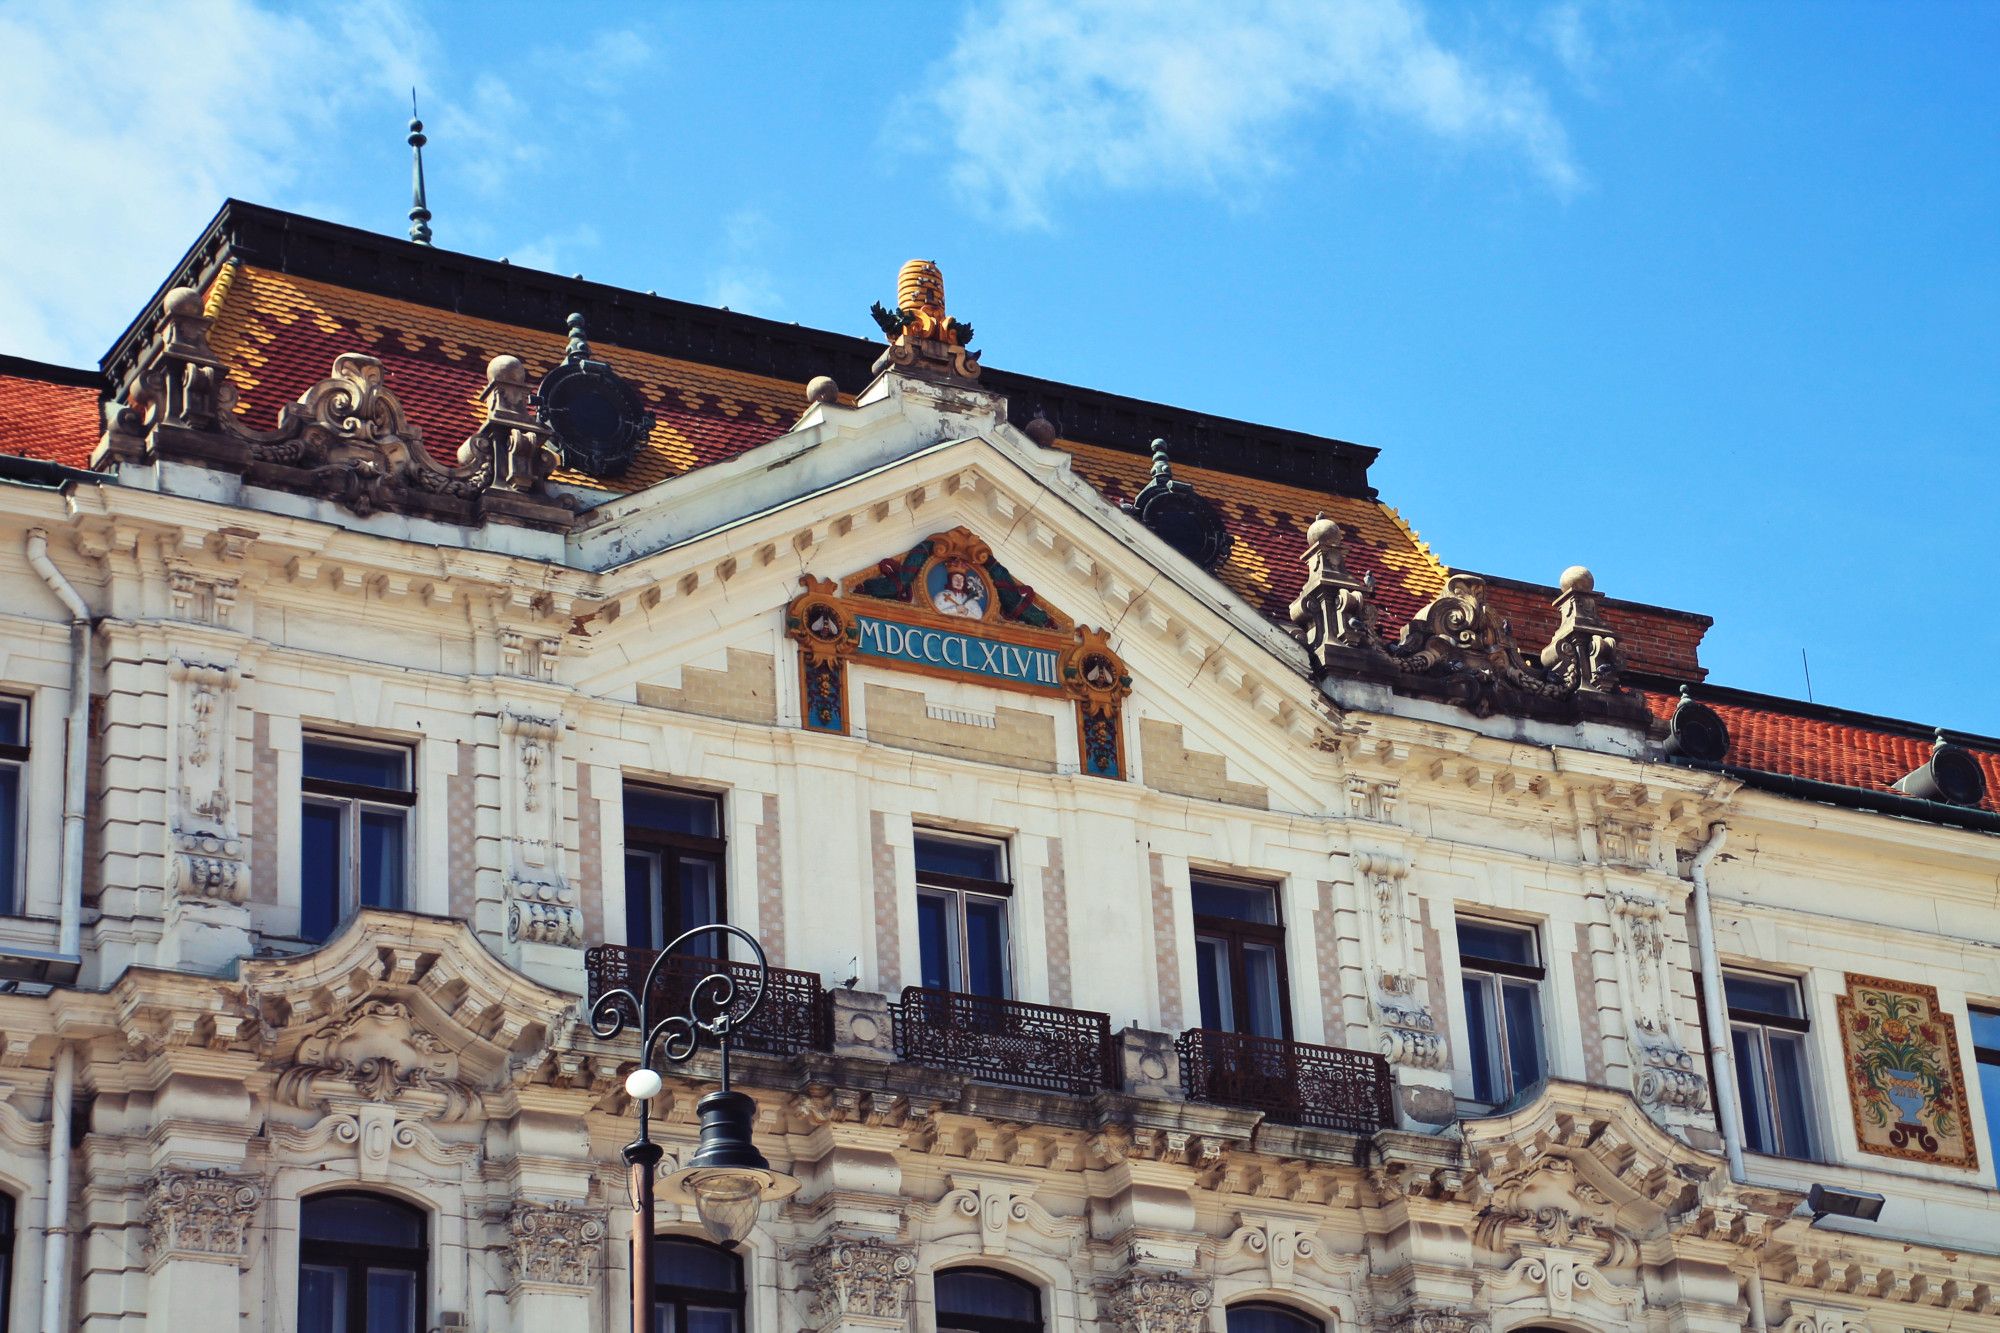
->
[[3, 0, 1996, 731]]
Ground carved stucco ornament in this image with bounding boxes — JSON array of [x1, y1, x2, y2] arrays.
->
[[142, 1167, 264, 1267], [272, 999, 483, 1119], [800, 1235, 918, 1327], [505, 1200, 609, 1289], [1099, 1272, 1213, 1333]]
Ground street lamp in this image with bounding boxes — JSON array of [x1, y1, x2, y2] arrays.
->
[[590, 923, 800, 1332]]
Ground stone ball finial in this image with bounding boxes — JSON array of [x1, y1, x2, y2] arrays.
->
[[1024, 413, 1058, 447], [487, 354, 527, 385], [1307, 512, 1339, 546], [805, 375, 839, 405], [163, 286, 202, 317], [1149, 440, 1173, 477], [1559, 565, 1595, 594]]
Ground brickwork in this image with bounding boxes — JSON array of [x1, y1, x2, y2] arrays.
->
[[1312, 878, 1356, 1048], [1138, 719, 1269, 810], [862, 684, 1057, 773], [635, 648, 778, 726], [756, 792, 785, 967], [870, 810, 900, 991], [1418, 898, 1451, 1068], [1042, 838, 1072, 1008], [1574, 919, 1608, 1085], [1149, 852, 1182, 1030], [249, 712, 276, 904], [575, 764, 603, 948], [447, 740, 478, 923]]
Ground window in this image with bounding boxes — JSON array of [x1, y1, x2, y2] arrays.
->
[[300, 737, 413, 943], [0, 697, 24, 918], [1458, 918, 1546, 1106], [1226, 1305, 1320, 1333], [624, 786, 726, 953], [915, 832, 1012, 998], [1974, 1009, 2000, 1174], [1193, 875, 1289, 1038], [0, 1191, 12, 1333], [1724, 971, 1817, 1159], [937, 1268, 1042, 1333], [297, 1192, 426, 1333], [654, 1236, 743, 1333]]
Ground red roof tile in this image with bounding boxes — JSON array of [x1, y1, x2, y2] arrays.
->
[[0, 368, 100, 467], [1482, 577, 1711, 680]]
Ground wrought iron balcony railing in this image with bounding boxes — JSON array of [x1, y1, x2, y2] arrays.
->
[[1176, 1027, 1394, 1133], [584, 944, 831, 1057], [889, 987, 1118, 1097]]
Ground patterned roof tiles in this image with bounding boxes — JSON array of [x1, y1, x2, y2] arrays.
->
[[0, 365, 100, 467]]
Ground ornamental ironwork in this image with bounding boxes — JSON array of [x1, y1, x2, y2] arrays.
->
[[585, 944, 830, 1057], [1176, 1027, 1393, 1134], [889, 986, 1118, 1096]]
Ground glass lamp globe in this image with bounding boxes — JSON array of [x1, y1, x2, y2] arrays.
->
[[661, 1088, 801, 1246], [624, 1067, 664, 1102]]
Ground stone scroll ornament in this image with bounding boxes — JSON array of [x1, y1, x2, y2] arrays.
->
[[784, 527, 1133, 779], [1835, 974, 1978, 1168]]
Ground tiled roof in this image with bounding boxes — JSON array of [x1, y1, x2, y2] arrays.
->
[[1481, 577, 1711, 681], [0, 361, 100, 467], [1642, 690, 2000, 815]]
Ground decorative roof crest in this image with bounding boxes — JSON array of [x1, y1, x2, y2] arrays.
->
[[870, 259, 981, 382]]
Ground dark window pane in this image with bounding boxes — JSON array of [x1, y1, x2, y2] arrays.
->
[[1725, 973, 1803, 1020], [365, 1266, 419, 1333], [1227, 1305, 1320, 1333], [1732, 1026, 1776, 1155], [1196, 934, 1233, 1032], [656, 1238, 742, 1291], [916, 833, 1005, 883], [1242, 941, 1285, 1038], [675, 853, 724, 952], [963, 896, 1009, 997], [298, 1264, 346, 1333], [301, 1193, 425, 1247], [1191, 878, 1277, 925], [1968, 1008, 2000, 1049], [937, 1268, 1040, 1322], [1458, 920, 1536, 967], [359, 809, 405, 910], [0, 698, 22, 746], [301, 802, 345, 942], [917, 891, 954, 991], [1502, 979, 1543, 1093], [685, 1308, 740, 1333], [1464, 974, 1501, 1103], [1769, 1031, 1815, 1159], [626, 788, 718, 837], [626, 850, 660, 948], [303, 740, 408, 791], [0, 764, 18, 916], [1977, 1057, 2000, 1171]]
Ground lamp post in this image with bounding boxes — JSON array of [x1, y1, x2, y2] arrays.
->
[[590, 924, 800, 1333]]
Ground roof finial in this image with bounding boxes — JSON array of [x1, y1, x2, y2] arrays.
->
[[407, 89, 433, 246]]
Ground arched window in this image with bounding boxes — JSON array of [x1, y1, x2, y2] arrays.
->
[[297, 1192, 427, 1333], [655, 1236, 744, 1333], [936, 1267, 1042, 1333], [0, 1192, 13, 1333], [1226, 1303, 1321, 1333]]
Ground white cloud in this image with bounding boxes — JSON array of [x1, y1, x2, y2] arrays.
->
[[914, 0, 1581, 227]]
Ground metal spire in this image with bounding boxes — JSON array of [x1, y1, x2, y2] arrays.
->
[[407, 90, 433, 246]]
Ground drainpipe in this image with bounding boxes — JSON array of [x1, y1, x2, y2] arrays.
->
[[25, 528, 89, 960], [40, 1044, 74, 1332], [1687, 822, 1768, 1331]]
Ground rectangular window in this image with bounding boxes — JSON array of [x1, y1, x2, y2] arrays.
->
[[915, 831, 1011, 998], [1458, 917, 1546, 1106], [300, 737, 414, 942], [1193, 874, 1289, 1038], [1975, 1009, 2000, 1174], [623, 785, 726, 953], [0, 697, 24, 918], [1725, 970, 1817, 1160]]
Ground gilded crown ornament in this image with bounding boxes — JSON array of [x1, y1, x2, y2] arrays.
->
[[870, 259, 980, 381]]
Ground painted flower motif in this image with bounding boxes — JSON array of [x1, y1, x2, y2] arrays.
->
[[1882, 1019, 1912, 1042]]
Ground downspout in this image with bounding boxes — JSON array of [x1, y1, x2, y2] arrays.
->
[[26, 529, 87, 1331], [25, 528, 88, 960], [1688, 821, 1768, 1331]]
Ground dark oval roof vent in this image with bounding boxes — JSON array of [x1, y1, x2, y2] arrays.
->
[[1664, 691, 1730, 763], [1893, 734, 1987, 807], [537, 313, 654, 476], [1122, 440, 1232, 572]]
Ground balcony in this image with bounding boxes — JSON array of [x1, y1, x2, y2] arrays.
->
[[1176, 1027, 1394, 1133], [889, 987, 1118, 1096], [583, 944, 831, 1057]]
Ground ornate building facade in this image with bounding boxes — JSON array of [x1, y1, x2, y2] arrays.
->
[[0, 201, 1996, 1331]]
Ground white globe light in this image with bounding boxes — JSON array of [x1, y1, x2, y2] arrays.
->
[[624, 1067, 664, 1102]]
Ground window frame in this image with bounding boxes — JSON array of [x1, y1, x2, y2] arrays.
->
[[934, 1266, 1043, 1333], [1724, 968, 1818, 1161], [914, 829, 1014, 999], [1191, 871, 1293, 1040], [622, 784, 728, 952], [0, 695, 26, 919], [1224, 1302, 1323, 1333], [653, 1234, 745, 1333], [0, 1190, 12, 1333], [1456, 915, 1548, 1106], [296, 1191, 427, 1333], [1973, 1006, 2000, 1175], [300, 735, 416, 941]]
